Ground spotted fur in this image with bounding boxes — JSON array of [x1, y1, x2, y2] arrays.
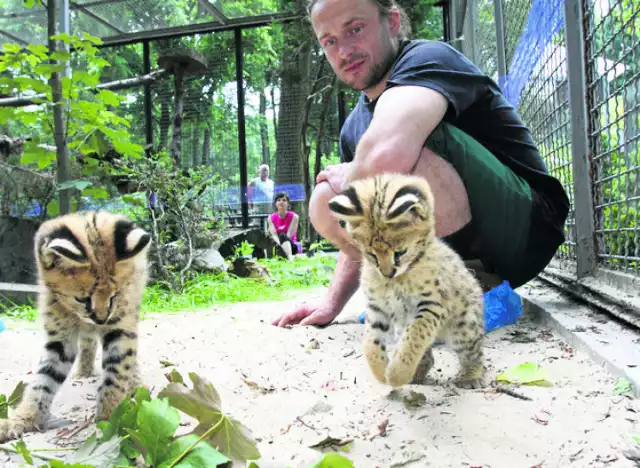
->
[[329, 173, 485, 389], [0, 211, 151, 442]]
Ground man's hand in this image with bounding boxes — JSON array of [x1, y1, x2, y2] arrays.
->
[[272, 302, 339, 327], [316, 162, 353, 194]]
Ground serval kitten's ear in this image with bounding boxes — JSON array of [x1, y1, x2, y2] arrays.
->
[[40, 226, 90, 268], [385, 185, 427, 223], [328, 186, 365, 226], [114, 219, 152, 261]]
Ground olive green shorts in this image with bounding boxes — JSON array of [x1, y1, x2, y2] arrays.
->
[[425, 122, 543, 288]]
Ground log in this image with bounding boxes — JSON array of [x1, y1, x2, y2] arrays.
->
[[0, 69, 169, 108]]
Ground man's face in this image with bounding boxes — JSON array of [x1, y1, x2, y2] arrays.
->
[[311, 0, 400, 93], [260, 167, 269, 180]]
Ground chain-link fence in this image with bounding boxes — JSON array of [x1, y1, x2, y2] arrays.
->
[[459, 0, 640, 295]]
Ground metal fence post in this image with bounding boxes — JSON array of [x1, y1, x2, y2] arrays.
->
[[493, 0, 507, 81], [467, 0, 477, 64], [564, 0, 596, 278], [235, 27, 249, 229]]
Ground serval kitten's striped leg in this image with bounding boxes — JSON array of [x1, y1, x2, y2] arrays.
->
[[0, 328, 79, 442], [450, 306, 485, 389], [73, 332, 98, 378], [363, 303, 391, 384], [386, 299, 446, 388], [97, 328, 138, 420]]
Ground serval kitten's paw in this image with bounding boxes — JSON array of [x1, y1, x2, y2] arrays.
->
[[96, 387, 127, 422], [453, 364, 485, 389], [0, 416, 37, 443]]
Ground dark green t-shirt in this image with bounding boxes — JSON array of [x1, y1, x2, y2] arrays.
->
[[339, 39, 569, 232]]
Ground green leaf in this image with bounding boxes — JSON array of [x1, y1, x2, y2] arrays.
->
[[313, 453, 354, 468], [614, 377, 633, 396], [21, 146, 56, 169], [158, 373, 260, 461], [26, 43, 48, 58], [159, 373, 222, 423], [157, 434, 231, 468], [0, 394, 7, 419], [50, 51, 71, 62], [48, 460, 94, 468], [23, 0, 36, 8], [495, 362, 553, 387], [47, 199, 60, 217], [8, 381, 25, 407], [65, 434, 122, 468], [166, 368, 185, 384], [81, 32, 103, 45], [192, 419, 260, 462], [13, 439, 33, 465], [96, 89, 122, 106], [128, 398, 180, 466], [58, 179, 93, 191], [34, 63, 66, 75], [82, 187, 110, 200], [2, 43, 21, 54], [160, 360, 175, 367]]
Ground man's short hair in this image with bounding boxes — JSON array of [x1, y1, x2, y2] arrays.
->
[[306, 0, 412, 39]]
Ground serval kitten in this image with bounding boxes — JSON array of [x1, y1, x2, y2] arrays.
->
[[329, 173, 485, 389], [0, 211, 151, 442]]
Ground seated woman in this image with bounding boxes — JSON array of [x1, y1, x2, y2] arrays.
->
[[267, 192, 299, 260]]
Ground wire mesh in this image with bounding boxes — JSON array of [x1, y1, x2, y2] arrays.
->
[[503, 0, 532, 69], [584, 0, 640, 274], [517, 19, 576, 263], [470, 0, 499, 79]]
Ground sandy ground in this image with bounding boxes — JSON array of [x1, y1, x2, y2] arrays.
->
[[0, 286, 639, 468]]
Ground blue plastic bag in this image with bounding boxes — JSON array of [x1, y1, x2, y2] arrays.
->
[[357, 280, 522, 333], [483, 280, 522, 333], [0, 317, 5, 333]]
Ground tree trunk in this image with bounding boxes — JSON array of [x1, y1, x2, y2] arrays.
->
[[169, 69, 185, 168], [192, 120, 200, 167], [270, 86, 278, 143], [259, 90, 270, 166], [202, 125, 211, 166], [48, 0, 70, 214]]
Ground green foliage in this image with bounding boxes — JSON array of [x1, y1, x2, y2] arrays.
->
[[5, 372, 246, 467], [0, 33, 144, 217], [0, 381, 24, 419], [115, 150, 226, 292], [141, 254, 337, 314]]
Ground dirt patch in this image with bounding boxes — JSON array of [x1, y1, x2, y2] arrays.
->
[[0, 288, 638, 467]]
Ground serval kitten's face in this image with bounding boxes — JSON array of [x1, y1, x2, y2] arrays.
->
[[34, 211, 151, 325], [329, 173, 436, 279]]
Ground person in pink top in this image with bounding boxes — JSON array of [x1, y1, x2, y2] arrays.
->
[[268, 192, 300, 260]]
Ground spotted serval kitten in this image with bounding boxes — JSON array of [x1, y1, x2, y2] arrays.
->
[[0, 211, 151, 443], [329, 173, 485, 389]]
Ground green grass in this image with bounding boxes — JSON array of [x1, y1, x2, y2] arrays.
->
[[0, 254, 338, 322]]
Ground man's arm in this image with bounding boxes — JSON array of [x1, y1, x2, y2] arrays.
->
[[347, 85, 448, 183]]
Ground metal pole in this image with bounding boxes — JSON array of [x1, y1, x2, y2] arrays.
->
[[494, 0, 507, 82], [235, 27, 249, 229], [564, 0, 596, 278], [143, 40, 153, 152], [337, 91, 346, 132], [467, 0, 477, 64]]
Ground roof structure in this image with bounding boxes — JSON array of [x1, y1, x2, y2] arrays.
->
[[0, 0, 301, 47]]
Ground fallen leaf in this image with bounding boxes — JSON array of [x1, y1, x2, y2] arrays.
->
[[313, 452, 354, 468], [309, 436, 353, 451], [403, 391, 427, 408], [242, 378, 275, 394], [159, 360, 175, 367], [157, 434, 231, 468], [496, 362, 553, 387], [614, 377, 633, 396]]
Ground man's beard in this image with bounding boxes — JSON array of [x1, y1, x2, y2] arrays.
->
[[349, 44, 397, 91]]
